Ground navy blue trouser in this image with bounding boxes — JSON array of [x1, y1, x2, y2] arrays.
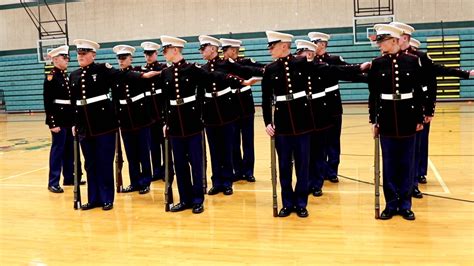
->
[[325, 115, 342, 178], [414, 122, 430, 186], [170, 133, 204, 205], [206, 122, 235, 188], [150, 121, 174, 179], [80, 132, 116, 205], [275, 133, 310, 208], [380, 135, 416, 211], [309, 129, 328, 191], [233, 114, 255, 178], [122, 127, 152, 189], [48, 127, 76, 186]]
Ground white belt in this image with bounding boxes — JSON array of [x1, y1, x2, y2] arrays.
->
[[310, 91, 326, 99], [422, 86, 428, 92], [170, 95, 196, 106], [119, 93, 145, 105], [324, 85, 339, 93], [381, 92, 413, 100], [145, 89, 162, 96], [76, 94, 109, 106], [205, 87, 231, 98], [275, 91, 307, 102], [232, 86, 251, 94], [54, 99, 71, 105]]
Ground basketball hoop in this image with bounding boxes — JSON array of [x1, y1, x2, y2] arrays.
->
[[37, 38, 67, 64]]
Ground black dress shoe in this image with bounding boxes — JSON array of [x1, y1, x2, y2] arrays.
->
[[418, 175, 427, 184], [139, 186, 150, 194], [379, 208, 397, 220], [223, 186, 233, 195], [312, 189, 323, 197], [102, 203, 114, 211], [400, 209, 416, 220], [208, 186, 221, 195], [328, 176, 339, 183], [295, 207, 309, 218], [81, 202, 100, 210], [412, 187, 423, 198], [278, 207, 293, 217], [63, 181, 86, 186], [122, 185, 138, 193], [48, 185, 64, 193], [192, 203, 204, 214], [170, 202, 191, 212], [245, 175, 256, 182]]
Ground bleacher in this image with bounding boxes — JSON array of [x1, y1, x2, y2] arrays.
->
[[0, 24, 473, 112]]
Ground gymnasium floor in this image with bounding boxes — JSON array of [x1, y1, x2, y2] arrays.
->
[[0, 102, 473, 265]]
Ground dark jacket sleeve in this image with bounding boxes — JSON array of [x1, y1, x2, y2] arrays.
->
[[433, 63, 470, 79], [367, 61, 379, 124], [43, 75, 55, 128], [261, 66, 273, 126], [418, 53, 438, 117], [234, 61, 264, 77], [312, 62, 362, 82]]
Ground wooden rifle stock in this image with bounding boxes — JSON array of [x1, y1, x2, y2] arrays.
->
[[202, 130, 207, 194], [270, 99, 278, 217], [164, 137, 174, 211], [73, 131, 82, 210], [270, 135, 278, 217], [374, 135, 381, 219], [115, 130, 123, 193]]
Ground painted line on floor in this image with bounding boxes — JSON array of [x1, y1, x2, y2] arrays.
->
[[0, 166, 47, 181], [428, 158, 451, 194]]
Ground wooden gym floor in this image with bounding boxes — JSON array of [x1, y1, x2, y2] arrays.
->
[[0, 102, 473, 265]]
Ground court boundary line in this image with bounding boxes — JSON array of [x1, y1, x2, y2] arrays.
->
[[428, 158, 451, 194], [0, 166, 47, 181]]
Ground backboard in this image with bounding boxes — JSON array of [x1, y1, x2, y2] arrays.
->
[[37, 38, 68, 64]]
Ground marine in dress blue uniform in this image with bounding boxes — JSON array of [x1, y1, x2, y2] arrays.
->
[[198, 35, 249, 196], [390, 22, 473, 198], [112, 45, 154, 195], [159, 36, 208, 214], [368, 24, 426, 220], [136, 41, 174, 182], [308, 32, 368, 184], [308, 32, 344, 184], [70, 39, 158, 211], [294, 40, 332, 198], [262, 31, 364, 218], [262, 31, 314, 218], [43, 45, 83, 193], [220, 38, 265, 183]]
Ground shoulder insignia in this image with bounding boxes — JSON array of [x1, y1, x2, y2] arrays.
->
[[339, 56, 345, 62], [228, 58, 235, 63], [105, 63, 113, 69], [47, 74, 53, 81], [194, 63, 201, 68], [250, 58, 256, 63]]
